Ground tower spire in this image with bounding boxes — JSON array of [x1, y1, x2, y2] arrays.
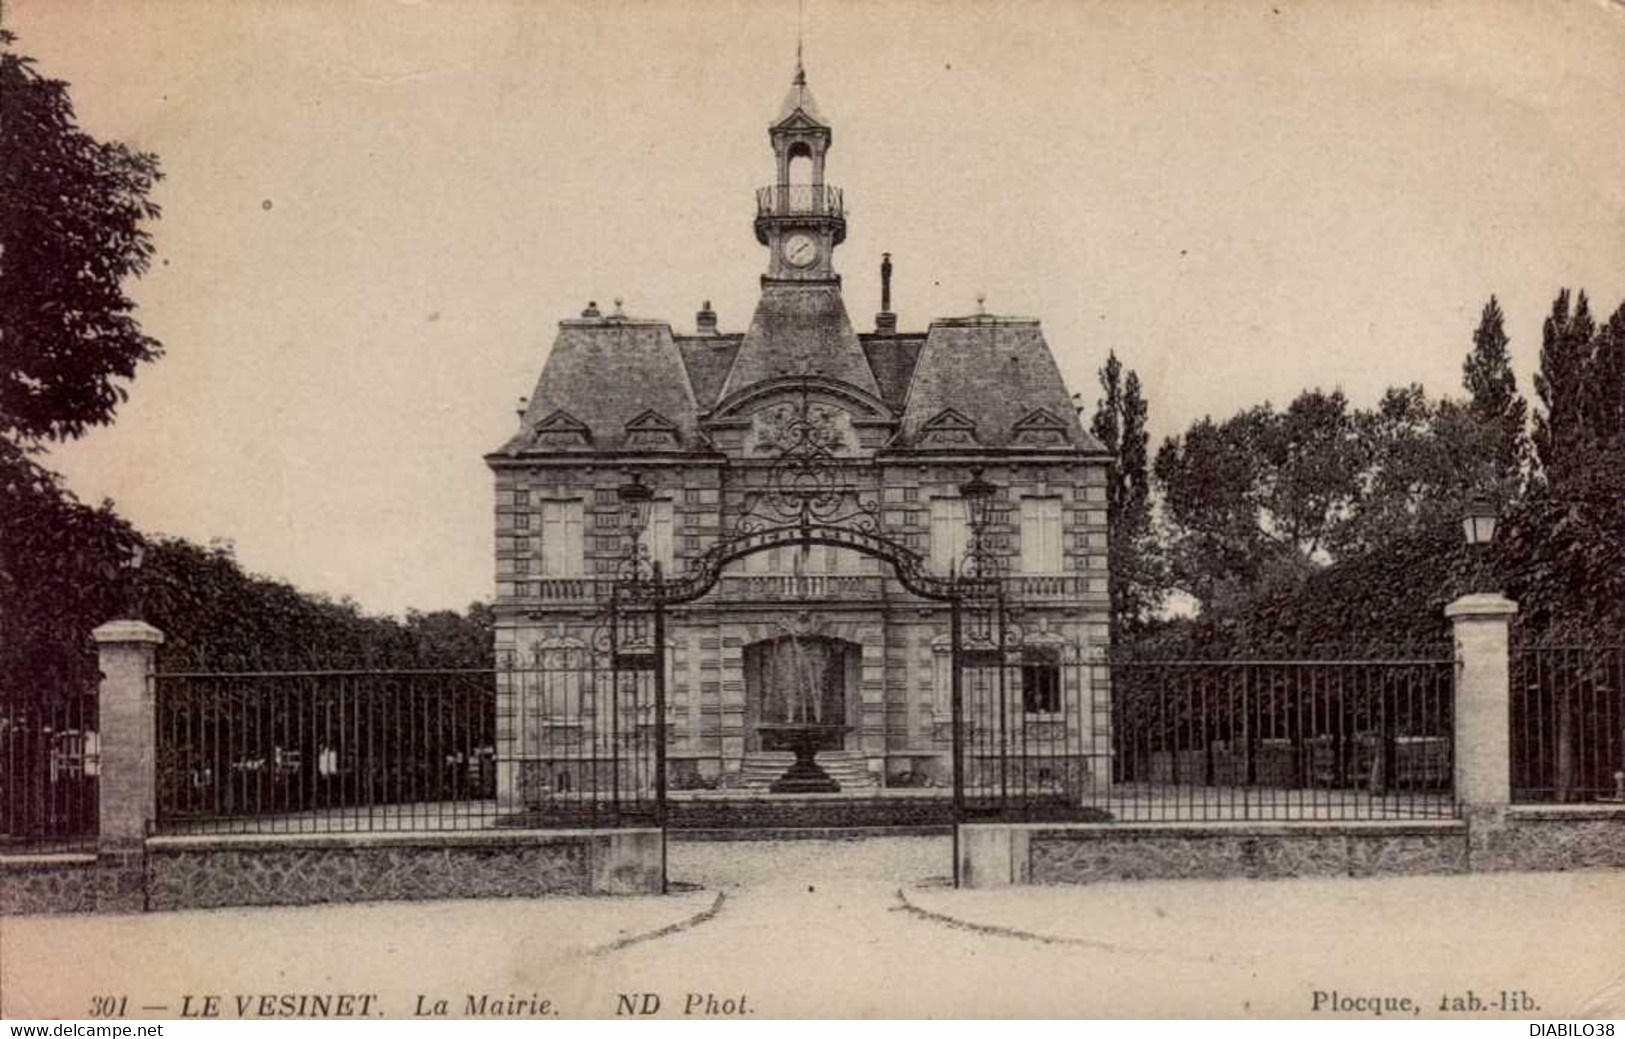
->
[[795, 0, 806, 85]]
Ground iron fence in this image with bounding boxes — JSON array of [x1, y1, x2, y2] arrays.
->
[[155, 668, 498, 834], [153, 651, 664, 834], [960, 648, 1457, 822], [0, 689, 99, 853], [1512, 645, 1625, 804]]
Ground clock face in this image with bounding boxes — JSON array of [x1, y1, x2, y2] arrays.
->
[[784, 234, 818, 268]]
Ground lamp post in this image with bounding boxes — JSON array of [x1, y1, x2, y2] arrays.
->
[[127, 542, 146, 621], [958, 467, 999, 583], [1462, 492, 1499, 592], [616, 471, 654, 583]]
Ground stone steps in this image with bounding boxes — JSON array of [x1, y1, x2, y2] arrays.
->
[[737, 750, 879, 790]]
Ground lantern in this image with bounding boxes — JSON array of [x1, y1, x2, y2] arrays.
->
[[1462, 493, 1498, 547], [617, 472, 654, 544]]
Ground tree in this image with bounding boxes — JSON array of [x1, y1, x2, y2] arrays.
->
[[1583, 301, 1625, 446], [1081, 351, 1165, 634], [0, 440, 143, 836], [1, 32, 164, 446], [1531, 289, 1594, 489], [1508, 292, 1625, 636], [1154, 377, 1510, 648], [1461, 295, 1528, 480], [0, 33, 165, 838], [1154, 389, 1363, 609]]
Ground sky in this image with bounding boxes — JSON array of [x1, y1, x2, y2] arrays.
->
[[11, 0, 1625, 617]]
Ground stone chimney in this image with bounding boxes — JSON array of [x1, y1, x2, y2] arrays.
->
[[874, 253, 896, 335], [696, 299, 718, 336]]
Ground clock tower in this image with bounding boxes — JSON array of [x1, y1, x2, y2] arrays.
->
[[712, 57, 884, 405], [755, 61, 844, 284]]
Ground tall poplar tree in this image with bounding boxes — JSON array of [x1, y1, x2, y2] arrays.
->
[[1083, 351, 1164, 636], [1461, 295, 1528, 480]]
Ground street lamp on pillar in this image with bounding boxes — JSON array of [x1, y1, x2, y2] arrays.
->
[[1461, 493, 1499, 592]]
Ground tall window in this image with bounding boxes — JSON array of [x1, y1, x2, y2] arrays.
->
[[1021, 646, 1061, 714], [645, 500, 675, 571], [930, 498, 968, 574], [1019, 497, 1063, 574], [539, 500, 584, 576]]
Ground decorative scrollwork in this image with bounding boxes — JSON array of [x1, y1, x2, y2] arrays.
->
[[733, 376, 883, 541], [599, 373, 1003, 610]]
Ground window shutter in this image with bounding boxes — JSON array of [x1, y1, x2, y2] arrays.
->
[[563, 501, 584, 576], [540, 501, 585, 576], [647, 501, 675, 570], [930, 499, 965, 574], [1021, 498, 1062, 573]]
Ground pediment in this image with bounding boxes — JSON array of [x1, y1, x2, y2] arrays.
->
[[1011, 407, 1072, 447], [624, 409, 681, 449], [916, 408, 980, 448], [530, 409, 592, 449], [772, 110, 827, 133]]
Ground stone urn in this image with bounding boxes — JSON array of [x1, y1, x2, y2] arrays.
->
[[755, 722, 852, 794]]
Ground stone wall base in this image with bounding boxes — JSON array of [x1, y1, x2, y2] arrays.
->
[[1, 855, 101, 915], [4, 829, 664, 915], [146, 829, 663, 910], [965, 821, 1469, 887], [1465, 804, 1625, 872], [0, 851, 156, 916], [963, 808, 1625, 887]]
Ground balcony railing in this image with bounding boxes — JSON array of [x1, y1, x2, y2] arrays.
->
[[508, 573, 1094, 607], [716, 573, 882, 602], [756, 184, 844, 219]]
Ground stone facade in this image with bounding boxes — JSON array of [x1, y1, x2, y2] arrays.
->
[[484, 66, 1115, 804]]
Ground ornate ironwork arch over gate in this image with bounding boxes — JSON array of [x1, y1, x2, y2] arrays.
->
[[574, 379, 1016, 885]]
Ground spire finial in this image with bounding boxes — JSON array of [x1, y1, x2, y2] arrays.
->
[[794, 0, 806, 85]]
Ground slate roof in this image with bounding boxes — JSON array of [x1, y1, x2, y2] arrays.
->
[[491, 317, 705, 456], [859, 334, 926, 411], [493, 310, 1107, 458], [775, 72, 827, 127], [895, 316, 1109, 454], [677, 335, 743, 410], [714, 284, 883, 406]]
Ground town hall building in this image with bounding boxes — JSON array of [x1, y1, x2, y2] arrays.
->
[[485, 63, 1114, 807]]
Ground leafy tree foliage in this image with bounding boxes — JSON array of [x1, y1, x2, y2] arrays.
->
[[1081, 351, 1166, 633], [1154, 389, 1365, 606], [135, 537, 493, 669], [1531, 289, 1596, 488], [1505, 291, 1625, 636], [1462, 295, 1528, 480], [0, 32, 164, 446], [1152, 381, 1507, 648], [0, 442, 142, 700]]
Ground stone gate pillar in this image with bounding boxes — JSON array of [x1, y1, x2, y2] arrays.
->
[[1444, 593, 1517, 807], [92, 619, 164, 911]]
